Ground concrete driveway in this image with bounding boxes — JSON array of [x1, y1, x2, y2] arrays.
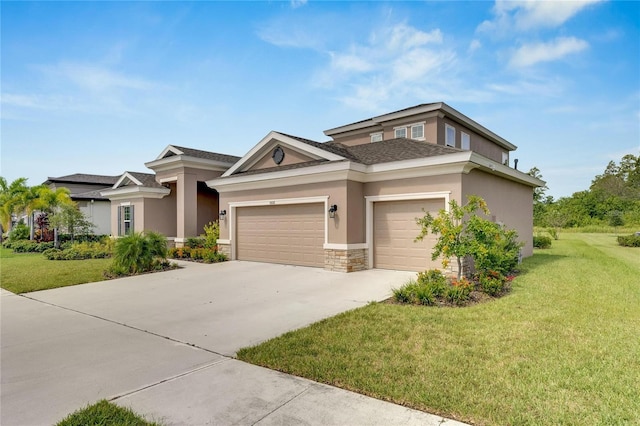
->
[[1, 261, 466, 426]]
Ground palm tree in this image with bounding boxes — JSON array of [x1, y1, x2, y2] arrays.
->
[[0, 177, 29, 234], [25, 186, 74, 240]]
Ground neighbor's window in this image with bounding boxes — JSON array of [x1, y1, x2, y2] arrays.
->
[[445, 124, 456, 147], [411, 124, 424, 140], [394, 127, 407, 138], [461, 132, 470, 150], [370, 132, 383, 143]]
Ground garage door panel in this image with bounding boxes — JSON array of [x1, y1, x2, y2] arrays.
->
[[236, 204, 324, 267], [374, 199, 443, 272]]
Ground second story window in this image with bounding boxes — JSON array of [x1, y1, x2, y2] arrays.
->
[[461, 132, 470, 150], [370, 132, 383, 143], [445, 124, 456, 147], [411, 124, 424, 140], [394, 127, 407, 138]]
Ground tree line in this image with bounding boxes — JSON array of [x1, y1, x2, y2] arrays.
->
[[529, 154, 640, 229]]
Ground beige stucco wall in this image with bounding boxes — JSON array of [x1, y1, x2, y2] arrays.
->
[[143, 189, 177, 237], [154, 167, 223, 184], [462, 169, 534, 257], [438, 117, 507, 163], [332, 114, 440, 146], [109, 198, 145, 236], [364, 174, 463, 201], [248, 145, 318, 171]]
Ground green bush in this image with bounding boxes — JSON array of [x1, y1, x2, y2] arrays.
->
[[43, 241, 112, 260], [8, 223, 29, 241], [446, 277, 473, 305], [533, 235, 553, 249], [109, 231, 167, 276], [617, 234, 640, 247], [478, 270, 507, 297], [168, 245, 226, 263], [547, 227, 559, 240], [393, 269, 448, 306], [185, 237, 205, 249], [202, 221, 220, 249], [10, 240, 56, 253], [467, 218, 522, 275]]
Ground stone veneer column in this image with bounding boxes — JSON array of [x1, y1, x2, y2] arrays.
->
[[324, 248, 368, 273], [176, 172, 197, 244]]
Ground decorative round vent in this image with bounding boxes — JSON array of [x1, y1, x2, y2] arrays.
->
[[272, 146, 285, 165]]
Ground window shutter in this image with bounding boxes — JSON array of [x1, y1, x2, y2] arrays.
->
[[117, 206, 122, 236], [130, 205, 135, 234]]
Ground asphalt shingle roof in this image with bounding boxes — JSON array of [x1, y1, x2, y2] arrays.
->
[[45, 174, 120, 186], [71, 189, 111, 200], [343, 138, 462, 165], [124, 172, 165, 188], [170, 145, 241, 164]]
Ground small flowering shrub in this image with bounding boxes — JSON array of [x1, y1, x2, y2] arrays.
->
[[168, 245, 226, 263], [478, 270, 508, 297], [447, 277, 473, 305]]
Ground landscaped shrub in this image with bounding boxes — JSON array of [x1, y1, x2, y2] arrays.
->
[[393, 269, 448, 306], [8, 223, 29, 241], [167, 245, 226, 263], [617, 234, 640, 247], [478, 270, 508, 297], [202, 221, 220, 249], [44, 241, 113, 260], [185, 237, 205, 249], [533, 235, 552, 249], [109, 231, 168, 276], [446, 277, 473, 305]]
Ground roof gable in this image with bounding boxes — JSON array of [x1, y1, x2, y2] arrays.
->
[[222, 131, 347, 177], [146, 145, 241, 173]]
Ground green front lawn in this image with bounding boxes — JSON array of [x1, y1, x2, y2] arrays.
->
[[0, 247, 111, 293], [238, 234, 640, 425]]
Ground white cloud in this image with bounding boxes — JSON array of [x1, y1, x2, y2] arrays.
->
[[510, 37, 589, 67], [290, 0, 307, 9], [468, 39, 482, 52], [478, 0, 604, 34], [45, 62, 157, 92]]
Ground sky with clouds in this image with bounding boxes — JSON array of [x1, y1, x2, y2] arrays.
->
[[2, 0, 638, 198]]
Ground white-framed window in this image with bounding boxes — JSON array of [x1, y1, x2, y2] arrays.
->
[[118, 205, 134, 236], [411, 123, 425, 140], [445, 124, 456, 147], [502, 152, 509, 166], [370, 132, 383, 143], [461, 132, 470, 150], [394, 127, 407, 138]]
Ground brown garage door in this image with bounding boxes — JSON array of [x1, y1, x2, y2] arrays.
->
[[236, 203, 325, 267], [373, 199, 444, 272]]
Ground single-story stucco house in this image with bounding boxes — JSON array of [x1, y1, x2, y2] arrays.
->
[[45, 174, 119, 235], [101, 102, 544, 273]]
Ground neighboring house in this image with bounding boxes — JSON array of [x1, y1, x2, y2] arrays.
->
[[45, 174, 118, 235], [102, 102, 544, 274]]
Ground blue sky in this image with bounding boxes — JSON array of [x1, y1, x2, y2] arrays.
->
[[2, 0, 638, 198]]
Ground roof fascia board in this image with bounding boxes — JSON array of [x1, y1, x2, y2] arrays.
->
[[468, 152, 545, 187], [222, 131, 345, 177], [324, 104, 442, 136], [112, 172, 143, 189], [100, 186, 171, 200], [155, 145, 183, 161], [145, 156, 234, 172]]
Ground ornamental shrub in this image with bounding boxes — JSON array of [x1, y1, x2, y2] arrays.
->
[[617, 234, 640, 247], [109, 231, 168, 276], [8, 223, 29, 241], [478, 270, 507, 297], [446, 277, 473, 305], [533, 235, 552, 249], [202, 221, 220, 249]]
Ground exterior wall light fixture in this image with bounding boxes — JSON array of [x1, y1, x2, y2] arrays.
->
[[328, 204, 338, 219], [219, 210, 227, 220]]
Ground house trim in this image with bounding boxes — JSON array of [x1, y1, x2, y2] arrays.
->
[[100, 186, 171, 200], [222, 131, 345, 177]]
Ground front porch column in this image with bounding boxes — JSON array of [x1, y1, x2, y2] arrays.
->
[[176, 172, 197, 242]]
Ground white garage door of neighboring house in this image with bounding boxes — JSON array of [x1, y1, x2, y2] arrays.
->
[[373, 199, 443, 272], [236, 203, 325, 268]]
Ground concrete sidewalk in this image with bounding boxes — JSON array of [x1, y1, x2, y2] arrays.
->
[[1, 262, 468, 425]]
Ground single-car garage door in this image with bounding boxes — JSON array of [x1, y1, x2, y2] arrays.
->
[[236, 203, 325, 267], [373, 199, 444, 272]]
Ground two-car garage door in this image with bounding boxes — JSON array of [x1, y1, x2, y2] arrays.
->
[[236, 203, 325, 267], [373, 199, 443, 272]]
